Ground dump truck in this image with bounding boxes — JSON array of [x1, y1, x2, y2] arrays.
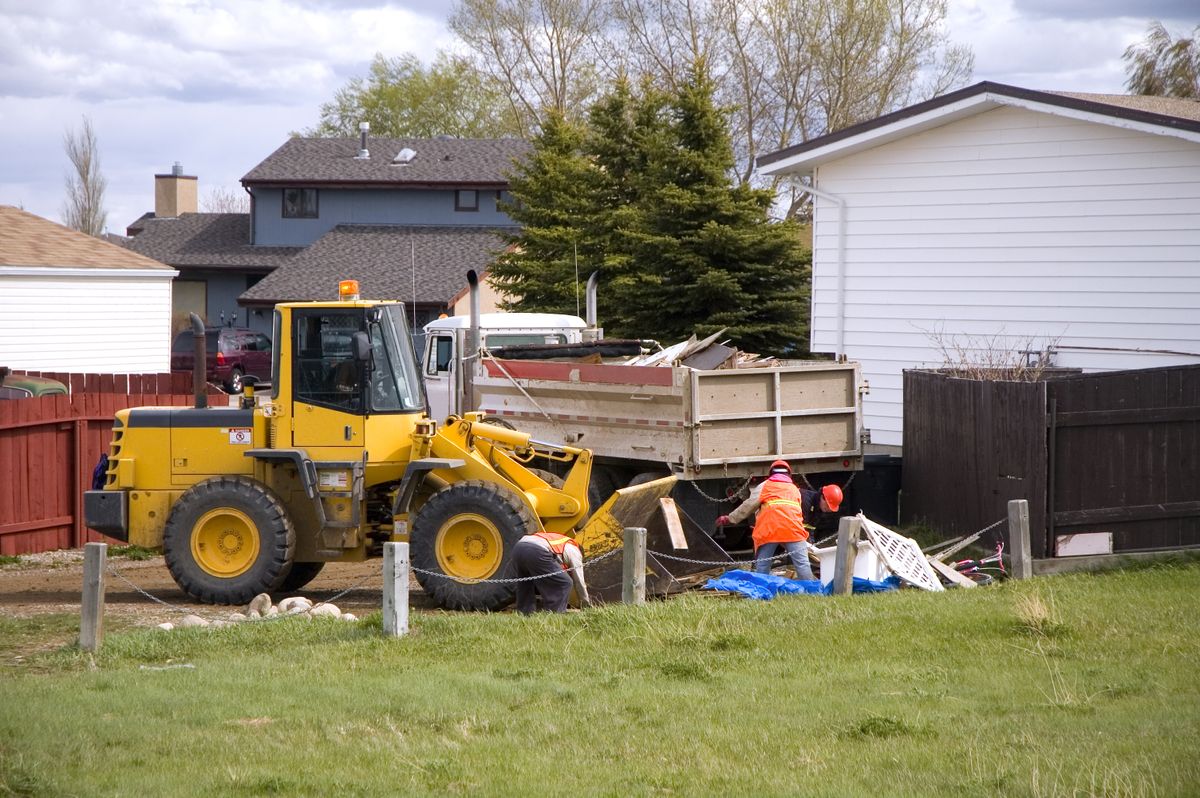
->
[[82, 281, 678, 611], [422, 274, 865, 542]]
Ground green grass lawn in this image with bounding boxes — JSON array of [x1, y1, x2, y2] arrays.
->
[[2, 561, 1198, 797]]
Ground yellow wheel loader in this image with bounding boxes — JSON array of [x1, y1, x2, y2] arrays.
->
[[84, 282, 675, 610]]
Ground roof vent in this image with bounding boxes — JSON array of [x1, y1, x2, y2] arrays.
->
[[171, 161, 184, 176], [393, 147, 416, 164], [356, 121, 370, 160]]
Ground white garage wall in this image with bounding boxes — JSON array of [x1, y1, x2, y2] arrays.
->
[[809, 105, 1200, 448], [0, 269, 176, 373]]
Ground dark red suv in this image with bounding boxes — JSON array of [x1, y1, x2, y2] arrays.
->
[[171, 327, 272, 393]]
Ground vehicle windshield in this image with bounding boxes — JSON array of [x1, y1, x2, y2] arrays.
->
[[370, 305, 424, 412]]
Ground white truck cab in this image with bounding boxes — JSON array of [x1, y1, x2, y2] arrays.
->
[[421, 312, 587, 422]]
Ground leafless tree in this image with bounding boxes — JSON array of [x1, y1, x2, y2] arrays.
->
[[607, 0, 972, 211], [449, 0, 612, 136], [62, 116, 108, 236], [201, 186, 250, 214]]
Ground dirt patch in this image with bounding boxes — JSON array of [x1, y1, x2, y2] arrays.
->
[[0, 549, 427, 629]]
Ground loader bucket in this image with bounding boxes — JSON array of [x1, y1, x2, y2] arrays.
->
[[576, 476, 734, 603]]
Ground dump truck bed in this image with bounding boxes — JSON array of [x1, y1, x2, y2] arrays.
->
[[475, 358, 863, 479]]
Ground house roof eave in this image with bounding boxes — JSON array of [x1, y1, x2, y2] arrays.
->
[[758, 80, 1200, 176]]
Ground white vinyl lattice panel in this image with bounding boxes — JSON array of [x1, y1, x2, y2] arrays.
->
[[858, 514, 944, 592]]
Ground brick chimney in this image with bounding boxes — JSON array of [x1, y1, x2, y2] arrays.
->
[[154, 161, 198, 217]]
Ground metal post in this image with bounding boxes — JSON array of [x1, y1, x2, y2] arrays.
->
[[1008, 499, 1033, 580], [622, 527, 647, 605], [832, 516, 861, 596], [383, 542, 409, 636], [80, 542, 107, 653]]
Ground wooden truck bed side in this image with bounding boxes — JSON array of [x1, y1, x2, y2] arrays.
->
[[474, 358, 863, 479]]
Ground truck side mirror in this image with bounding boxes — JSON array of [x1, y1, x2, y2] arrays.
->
[[352, 331, 371, 362]]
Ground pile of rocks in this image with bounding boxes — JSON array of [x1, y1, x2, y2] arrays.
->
[[156, 593, 358, 631]]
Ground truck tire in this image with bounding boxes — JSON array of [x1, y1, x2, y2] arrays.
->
[[586, 465, 629, 519], [410, 480, 536, 611], [279, 561, 325, 593], [163, 477, 296, 605]]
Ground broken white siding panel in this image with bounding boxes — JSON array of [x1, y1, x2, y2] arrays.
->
[[806, 105, 1200, 448], [1055, 533, 1114, 557], [0, 269, 177, 373]]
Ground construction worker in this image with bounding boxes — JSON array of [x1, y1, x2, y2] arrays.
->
[[512, 531, 591, 614], [716, 460, 844, 580]]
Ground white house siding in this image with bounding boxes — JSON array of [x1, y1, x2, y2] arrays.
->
[[809, 105, 1200, 449], [0, 270, 176, 373]]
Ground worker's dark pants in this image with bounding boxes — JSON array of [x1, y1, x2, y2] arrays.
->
[[513, 539, 572, 615]]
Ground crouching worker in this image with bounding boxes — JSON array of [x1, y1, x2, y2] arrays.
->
[[716, 460, 843, 581], [512, 531, 591, 614]]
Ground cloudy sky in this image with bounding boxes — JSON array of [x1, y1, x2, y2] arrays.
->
[[1, 0, 1195, 233]]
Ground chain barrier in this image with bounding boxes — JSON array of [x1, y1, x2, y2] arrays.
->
[[105, 560, 380, 625], [646, 549, 792, 568], [928, 517, 1007, 561], [410, 546, 623, 584], [687, 476, 753, 504]]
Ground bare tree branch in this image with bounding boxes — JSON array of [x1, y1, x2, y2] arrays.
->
[[62, 116, 108, 237]]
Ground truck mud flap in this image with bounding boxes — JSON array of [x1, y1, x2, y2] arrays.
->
[[576, 476, 733, 603]]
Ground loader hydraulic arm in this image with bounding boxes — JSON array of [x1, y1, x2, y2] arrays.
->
[[418, 413, 593, 534]]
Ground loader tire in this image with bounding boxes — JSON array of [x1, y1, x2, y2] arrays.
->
[[411, 480, 536, 611], [163, 477, 296, 605], [279, 561, 325, 593]]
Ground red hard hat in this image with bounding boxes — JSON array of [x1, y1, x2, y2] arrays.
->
[[821, 484, 843, 512], [769, 459, 791, 474]]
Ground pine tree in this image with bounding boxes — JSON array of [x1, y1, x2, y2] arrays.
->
[[490, 112, 603, 314], [495, 65, 811, 355], [585, 75, 671, 336], [618, 63, 810, 355]]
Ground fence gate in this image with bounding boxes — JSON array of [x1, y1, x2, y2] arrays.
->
[[1046, 365, 1200, 555]]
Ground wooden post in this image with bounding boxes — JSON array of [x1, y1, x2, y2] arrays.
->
[[382, 542, 409, 637], [832, 516, 861, 596], [622, 527, 647, 605], [1008, 499, 1032, 580], [80, 542, 107, 653]]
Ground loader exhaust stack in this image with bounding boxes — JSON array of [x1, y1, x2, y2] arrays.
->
[[189, 312, 207, 409]]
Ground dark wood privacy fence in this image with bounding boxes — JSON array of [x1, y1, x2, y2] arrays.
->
[[903, 365, 1200, 558], [0, 373, 225, 556]]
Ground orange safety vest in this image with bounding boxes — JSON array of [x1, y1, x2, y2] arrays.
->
[[532, 531, 579, 569], [752, 478, 808, 548]]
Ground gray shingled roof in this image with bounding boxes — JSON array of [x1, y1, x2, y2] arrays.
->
[[239, 225, 513, 306], [121, 213, 301, 269], [241, 137, 531, 186]]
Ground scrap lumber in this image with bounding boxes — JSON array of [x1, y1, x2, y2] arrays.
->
[[927, 556, 977, 588]]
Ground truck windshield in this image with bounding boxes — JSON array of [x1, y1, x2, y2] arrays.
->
[[370, 305, 423, 412]]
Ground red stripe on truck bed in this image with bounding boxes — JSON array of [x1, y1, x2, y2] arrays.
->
[[481, 408, 684, 427], [482, 359, 675, 386]]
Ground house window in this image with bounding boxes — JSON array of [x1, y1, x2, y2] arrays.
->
[[455, 189, 479, 212], [283, 188, 318, 218]]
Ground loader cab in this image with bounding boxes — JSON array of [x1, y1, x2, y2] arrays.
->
[[274, 298, 424, 461], [422, 313, 587, 421]]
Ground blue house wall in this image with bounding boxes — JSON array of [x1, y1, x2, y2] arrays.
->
[[252, 188, 514, 246], [201, 272, 273, 336]]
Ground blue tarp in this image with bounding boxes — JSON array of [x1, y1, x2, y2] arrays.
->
[[703, 569, 902, 600]]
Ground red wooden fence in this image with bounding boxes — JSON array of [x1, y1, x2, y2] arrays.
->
[[0, 372, 226, 556]]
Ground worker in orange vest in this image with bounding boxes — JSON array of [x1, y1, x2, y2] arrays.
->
[[512, 530, 592, 614], [716, 460, 843, 580]]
